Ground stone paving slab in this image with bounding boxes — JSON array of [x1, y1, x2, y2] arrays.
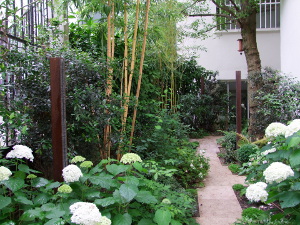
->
[[191, 136, 246, 225]]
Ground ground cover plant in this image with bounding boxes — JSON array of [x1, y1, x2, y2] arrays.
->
[[235, 119, 300, 224], [0, 146, 201, 225]]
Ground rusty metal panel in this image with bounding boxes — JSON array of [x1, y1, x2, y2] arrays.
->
[[50, 57, 67, 182], [236, 71, 242, 141]]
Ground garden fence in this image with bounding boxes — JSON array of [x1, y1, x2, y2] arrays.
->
[[0, 0, 54, 49]]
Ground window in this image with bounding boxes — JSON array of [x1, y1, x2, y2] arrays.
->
[[217, 0, 280, 30]]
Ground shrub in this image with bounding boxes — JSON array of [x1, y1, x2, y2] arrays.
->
[[248, 67, 300, 137], [0, 152, 199, 224], [228, 163, 241, 174], [232, 184, 245, 192], [241, 207, 266, 220], [217, 131, 237, 163], [237, 144, 259, 163]]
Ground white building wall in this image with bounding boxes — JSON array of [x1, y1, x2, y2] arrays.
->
[[179, 3, 281, 81], [281, 0, 300, 79]]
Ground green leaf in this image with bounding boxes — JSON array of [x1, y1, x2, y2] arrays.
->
[[41, 203, 56, 211], [15, 196, 33, 205], [89, 164, 103, 175], [124, 176, 139, 186], [3, 177, 25, 192], [20, 208, 43, 221], [135, 191, 158, 204], [18, 164, 30, 173], [278, 191, 300, 208], [133, 162, 147, 173], [84, 190, 101, 199], [138, 219, 155, 225], [113, 213, 132, 225], [45, 181, 61, 190], [291, 182, 300, 191], [94, 197, 116, 207], [45, 208, 66, 219], [290, 149, 300, 167], [154, 209, 172, 225], [155, 125, 162, 130], [171, 219, 182, 225], [89, 173, 117, 189], [0, 196, 12, 210], [106, 164, 129, 176], [44, 218, 65, 225], [32, 177, 50, 187], [34, 193, 51, 205], [287, 136, 300, 148], [119, 183, 138, 203]]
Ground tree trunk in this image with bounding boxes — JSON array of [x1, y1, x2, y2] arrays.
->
[[239, 7, 263, 140]]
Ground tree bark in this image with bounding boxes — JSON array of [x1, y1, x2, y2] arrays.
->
[[239, 3, 263, 140]]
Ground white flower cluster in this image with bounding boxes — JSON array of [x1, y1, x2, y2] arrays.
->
[[6, 145, 34, 162], [285, 119, 300, 138], [265, 122, 287, 139], [245, 182, 268, 202], [0, 166, 12, 181], [263, 162, 294, 184], [62, 165, 83, 183], [99, 216, 112, 225], [120, 153, 142, 164], [261, 148, 276, 156], [69, 202, 102, 225], [71, 156, 86, 163]]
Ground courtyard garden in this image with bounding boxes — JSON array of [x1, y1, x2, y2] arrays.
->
[[1, 0, 300, 225]]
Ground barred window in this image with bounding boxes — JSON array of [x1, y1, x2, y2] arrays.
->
[[217, 0, 280, 30]]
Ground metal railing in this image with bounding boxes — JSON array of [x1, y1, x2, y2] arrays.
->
[[0, 0, 54, 48]]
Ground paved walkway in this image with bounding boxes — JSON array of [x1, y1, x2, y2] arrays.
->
[[191, 136, 246, 225]]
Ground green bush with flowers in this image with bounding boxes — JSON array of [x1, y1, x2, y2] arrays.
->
[[239, 119, 300, 223], [0, 145, 200, 225]]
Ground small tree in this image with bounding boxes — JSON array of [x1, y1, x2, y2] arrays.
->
[[188, 0, 263, 139]]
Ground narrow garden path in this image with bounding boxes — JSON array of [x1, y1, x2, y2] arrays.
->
[[191, 136, 246, 225]]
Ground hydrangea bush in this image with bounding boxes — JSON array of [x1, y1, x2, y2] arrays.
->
[[0, 151, 200, 224], [242, 119, 300, 223]]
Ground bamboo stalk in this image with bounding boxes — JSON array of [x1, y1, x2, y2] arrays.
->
[[103, 0, 114, 159], [129, 0, 151, 146]]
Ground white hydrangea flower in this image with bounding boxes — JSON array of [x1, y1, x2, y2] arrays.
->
[[0, 116, 4, 125], [6, 145, 34, 162], [261, 148, 276, 156], [99, 216, 111, 225], [0, 166, 12, 181], [120, 153, 142, 164], [285, 119, 300, 138], [255, 182, 268, 189], [263, 162, 294, 184], [58, 184, 72, 193], [71, 156, 86, 163], [70, 202, 102, 225], [62, 165, 83, 183], [162, 198, 172, 204], [245, 182, 268, 202], [265, 122, 287, 139]]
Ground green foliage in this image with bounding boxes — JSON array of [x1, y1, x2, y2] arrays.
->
[[217, 131, 237, 163], [237, 144, 259, 164], [248, 68, 300, 137], [178, 59, 229, 132], [1, 47, 121, 174], [228, 164, 241, 174], [134, 110, 210, 188], [241, 208, 266, 220], [0, 153, 199, 224], [234, 216, 294, 225], [232, 184, 245, 192], [240, 121, 300, 223]]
